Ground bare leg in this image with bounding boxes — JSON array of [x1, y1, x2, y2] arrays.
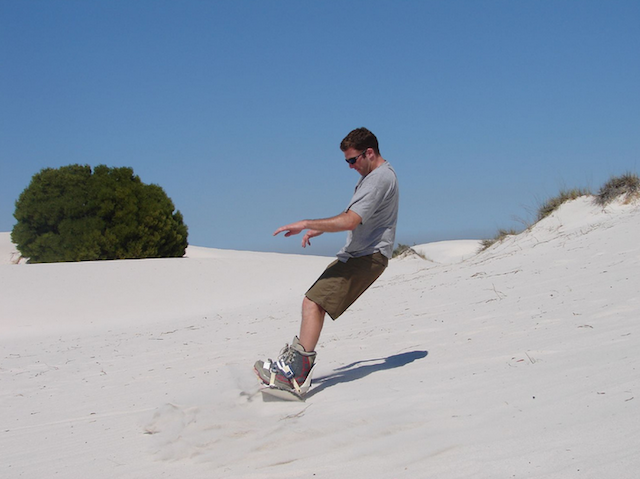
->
[[299, 296, 325, 352]]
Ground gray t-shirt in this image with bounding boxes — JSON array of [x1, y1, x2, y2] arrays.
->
[[337, 161, 399, 262]]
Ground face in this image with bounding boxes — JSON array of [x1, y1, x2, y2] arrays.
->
[[343, 147, 370, 176]]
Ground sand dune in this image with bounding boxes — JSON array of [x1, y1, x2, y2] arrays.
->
[[1, 196, 639, 478]]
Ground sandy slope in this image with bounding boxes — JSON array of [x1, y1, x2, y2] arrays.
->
[[412, 239, 481, 264], [1, 196, 639, 478]]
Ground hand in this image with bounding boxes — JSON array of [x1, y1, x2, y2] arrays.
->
[[273, 221, 324, 248], [273, 221, 307, 238], [302, 229, 323, 248]]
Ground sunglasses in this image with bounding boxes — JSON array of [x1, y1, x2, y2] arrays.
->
[[345, 149, 368, 165]]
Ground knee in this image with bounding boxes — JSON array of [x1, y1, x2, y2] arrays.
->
[[303, 296, 325, 314], [302, 295, 316, 309]]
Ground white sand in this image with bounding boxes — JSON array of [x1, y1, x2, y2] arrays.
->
[[412, 239, 482, 264], [0, 233, 26, 265], [1, 195, 639, 478]]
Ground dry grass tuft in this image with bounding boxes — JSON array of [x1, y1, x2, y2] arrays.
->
[[594, 172, 640, 206]]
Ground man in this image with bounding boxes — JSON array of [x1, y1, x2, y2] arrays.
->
[[254, 127, 399, 395]]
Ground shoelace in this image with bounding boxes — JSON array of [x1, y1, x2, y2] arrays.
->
[[270, 343, 296, 378], [277, 343, 296, 363]]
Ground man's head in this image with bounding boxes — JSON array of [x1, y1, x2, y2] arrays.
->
[[340, 127, 380, 156], [341, 127, 385, 177]]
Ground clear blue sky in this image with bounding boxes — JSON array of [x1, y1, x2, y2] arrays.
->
[[2, 1, 639, 256]]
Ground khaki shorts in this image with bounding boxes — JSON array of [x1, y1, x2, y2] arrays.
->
[[305, 252, 388, 320]]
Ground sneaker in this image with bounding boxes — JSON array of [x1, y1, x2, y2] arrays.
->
[[254, 337, 316, 393]]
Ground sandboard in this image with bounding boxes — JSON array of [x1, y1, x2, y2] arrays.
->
[[256, 363, 315, 402], [260, 386, 306, 402]]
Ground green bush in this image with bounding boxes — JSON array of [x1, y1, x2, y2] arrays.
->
[[11, 165, 188, 263]]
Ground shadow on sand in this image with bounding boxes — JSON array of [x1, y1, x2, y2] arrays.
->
[[307, 350, 428, 398]]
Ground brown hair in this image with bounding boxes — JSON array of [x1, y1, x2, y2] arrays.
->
[[340, 127, 380, 155]]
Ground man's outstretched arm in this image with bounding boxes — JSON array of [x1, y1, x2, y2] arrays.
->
[[274, 210, 362, 248]]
